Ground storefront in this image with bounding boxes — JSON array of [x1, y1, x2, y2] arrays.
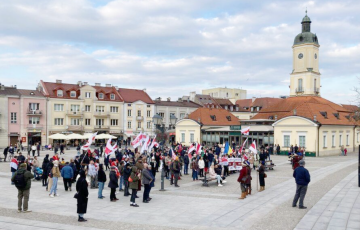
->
[[240, 119, 274, 148], [201, 125, 242, 147], [28, 132, 41, 146]]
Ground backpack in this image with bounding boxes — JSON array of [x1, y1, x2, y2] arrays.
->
[[14, 172, 26, 189]]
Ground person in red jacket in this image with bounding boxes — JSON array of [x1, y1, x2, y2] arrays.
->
[[237, 162, 248, 199]]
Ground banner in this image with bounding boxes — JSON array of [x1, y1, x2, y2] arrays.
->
[[227, 158, 243, 171]]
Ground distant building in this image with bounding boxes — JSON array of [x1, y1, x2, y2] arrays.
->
[[202, 87, 247, 104], [236, 97, 284, 117]]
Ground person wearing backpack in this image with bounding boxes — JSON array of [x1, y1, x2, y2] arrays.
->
[[11, 163, 34, 213]]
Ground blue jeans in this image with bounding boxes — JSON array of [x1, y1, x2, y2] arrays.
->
[[98, 182, 104, 198], [50, 177, 58, 195], [119, 176, 124, 190], [184, 164, 189, 174], [192, 170, 198, 180]]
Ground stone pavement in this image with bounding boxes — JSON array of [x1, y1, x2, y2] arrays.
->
[[295, 170, 360, 230], [0, 151, 358, 229]]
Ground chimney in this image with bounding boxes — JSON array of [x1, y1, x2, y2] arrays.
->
[[77, 81, 82, 87], [275, 115, 278, 121], [198, 118, 201, 123], [252, 97, 256, 103], [167, 97, 171, 102], [293, 109, 297, 115], [0, 84, 4, 90], [177, 98, 182, 102], [56, 80, 62, 84], [83, 82, 88, 85], [14, 85, 17, 89], [187, 98, 189, 103], [314, 115, 317, 122], [105, 84, 111, 87], [155, 97, 161, 101], [95, 83, 101, 86]]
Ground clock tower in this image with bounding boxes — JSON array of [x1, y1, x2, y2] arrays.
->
[[290, 11, 321, 97]]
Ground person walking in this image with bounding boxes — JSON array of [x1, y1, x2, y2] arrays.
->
[[61, 162, 74, 191], [3, 146, 9, 162], [49, 160, 60, 197], [129, 166, 140, 207], [258, 161, 266, 192], [36, 143, 41, 156], [12, 163, 34, 213], [31, 144, 36, 157], [142, 163, 153, 203], [97, 164, 106, 199], [108, 166, 118, 202], [41, 154, 49, 187], [292, 160, 310, 209], [76, 170, 88, 222], [118, 161, 125, 192]]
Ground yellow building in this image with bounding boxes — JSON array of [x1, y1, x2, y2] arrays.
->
[[252, 12, 359, 157], [202, 87, 247, 104]]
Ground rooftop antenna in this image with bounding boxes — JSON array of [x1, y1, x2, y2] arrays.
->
[[305, 8, 307, 15]]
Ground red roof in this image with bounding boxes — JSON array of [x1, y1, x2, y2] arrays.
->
[[236, 97, 283, 111], [118, 88, 154, 104], [40, 81, 123, 101], [252, 96, 358, 126], [341, 104, 359, 113], [188, 108, 240, 126]]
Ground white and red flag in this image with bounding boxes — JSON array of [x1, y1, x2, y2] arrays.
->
[[148, 135, 158, 152], [81, 132, 97, 150], [241, 127, 250, 135], [195, 143, 202, 154], [240, 137, 248, 154], [104, 138, 117, 157], [171, 148, 176, 160], [140, 134, 150, 153], [10, 158, 18, 170], [187, 143, 195, 153], [249, 140, 257, 154], [131, 132, 146, 148]]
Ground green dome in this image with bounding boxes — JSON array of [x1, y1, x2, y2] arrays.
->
[[302, 15, 311, 23], [294, 32, 319, 46]]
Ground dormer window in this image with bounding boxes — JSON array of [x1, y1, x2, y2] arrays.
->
[[320, 111, 328, 119], [70, 91, 76, 98], [110, 94, 115, 100], [226, 116, 231, 121], [333, 113, 340, 119], [99, 93, 104, 99], [57, 90, 63, 97], [210, 115, 216, 121]]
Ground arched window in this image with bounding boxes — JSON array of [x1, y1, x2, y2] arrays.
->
[[298, 79, 303, 92]]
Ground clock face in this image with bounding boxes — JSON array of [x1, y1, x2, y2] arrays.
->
[[298, 53, 303, 59], [315, 53, 317, 59]]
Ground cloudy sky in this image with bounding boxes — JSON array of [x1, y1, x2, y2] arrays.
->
[[0, 0, 359, 104]]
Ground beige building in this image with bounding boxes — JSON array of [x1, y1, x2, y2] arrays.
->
[[201, 87, 247, 104], [39, 80, 124, 145]]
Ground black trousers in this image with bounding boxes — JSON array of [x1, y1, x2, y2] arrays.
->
[[110, 188, 116, 201], [143, 184, 151, 201], [199, 169, 204, 177], [63, 178, 72, 191], [293, 184, 308, 207], [124, 181, 130, 196], [32, 150, 36, 156], [42, 175, 48, 186], [131, 189, 137, 203]]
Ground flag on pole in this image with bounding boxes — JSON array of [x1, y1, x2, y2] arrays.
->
[[104, 138, 117, 157], [224, 141, 230, 154], [188, 143, 195, 153], [249, 140, 257, 154], [140, 134, 150, 153], [240, 137, 248, 154], [148, 135, 157, 152], [81, 132, 97, 150], [171, 148, 176, 160], [10, 158, 18, 170], [195, 143, 202, 154], [131, 132, 146, 148], [241, 126, 250, 135]]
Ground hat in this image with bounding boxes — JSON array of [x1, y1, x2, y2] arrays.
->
[[244, 161, 250, 166]]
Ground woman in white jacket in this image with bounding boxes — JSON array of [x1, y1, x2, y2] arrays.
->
[[198, 157, 205, 177], [208, 165, 226, 187]]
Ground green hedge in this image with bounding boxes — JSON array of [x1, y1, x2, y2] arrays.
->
[[278, 150, 316, 157]]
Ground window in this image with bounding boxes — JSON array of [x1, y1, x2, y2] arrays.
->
[[147, 105, 150, 108], [138, 110, 141, 116], [10, 112, 17, 123], [339, 134, 342, 146], [128, 110, 132, 117], [96, 106, 104, 112], [283, 135, 290, 147], [180, 113, 185, 119], [128, 104, 132, 106], [57, 90, 63, 97], [85, 92, 91, 98], [181, 133, 185, 143], [54, 118, 63, 126], [110, 94, 115, 100], [357, 133, 359, 143], [71, 104, 80, 112], [147, 121, 151, 129], [127, 122, 131, 129], [346, 134, 349, 146], [147, 110, 151, 117], [85, 119, 91, 126], [29, 103, 39, 111], [298, 78, 303, 92], [98, 93, 104, 99], [111, 119, 118, 126], [71, 118, 80, 126], [54, 104, 64, 111], [299, 136, 306, 147], [138, 122, 141, 128], [323, 135, 327, 148], [70, 91, 76, 97], [110, 106, 118, 113], [332, 135, 335, 147], [190, 133, 194, 143], [159, 112, 164, 118], [29, 117, 40, 124], [85, 105, 91, 112], [96, 119, 104, 126]]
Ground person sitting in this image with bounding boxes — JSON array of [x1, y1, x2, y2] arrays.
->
[[208, 164, 226, 187]]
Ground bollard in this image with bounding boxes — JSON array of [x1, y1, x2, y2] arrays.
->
[[160, 168, 166, 191]]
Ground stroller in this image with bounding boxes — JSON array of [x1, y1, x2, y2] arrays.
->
[[34, 167, 43, 181]]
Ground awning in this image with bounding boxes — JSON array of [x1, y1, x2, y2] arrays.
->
[[9, 133, 19, 137], [169, 132, 176, 136]]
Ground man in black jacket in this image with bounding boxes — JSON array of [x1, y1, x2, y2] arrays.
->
[[292, 160, 310, 209], [123, 160, 132, 196], [183, 154, 189, 175], [3, 146, 9, 161]]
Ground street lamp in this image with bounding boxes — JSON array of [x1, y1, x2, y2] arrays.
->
[[152, 114, 163, 126], [170, 114, 177, 128]]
